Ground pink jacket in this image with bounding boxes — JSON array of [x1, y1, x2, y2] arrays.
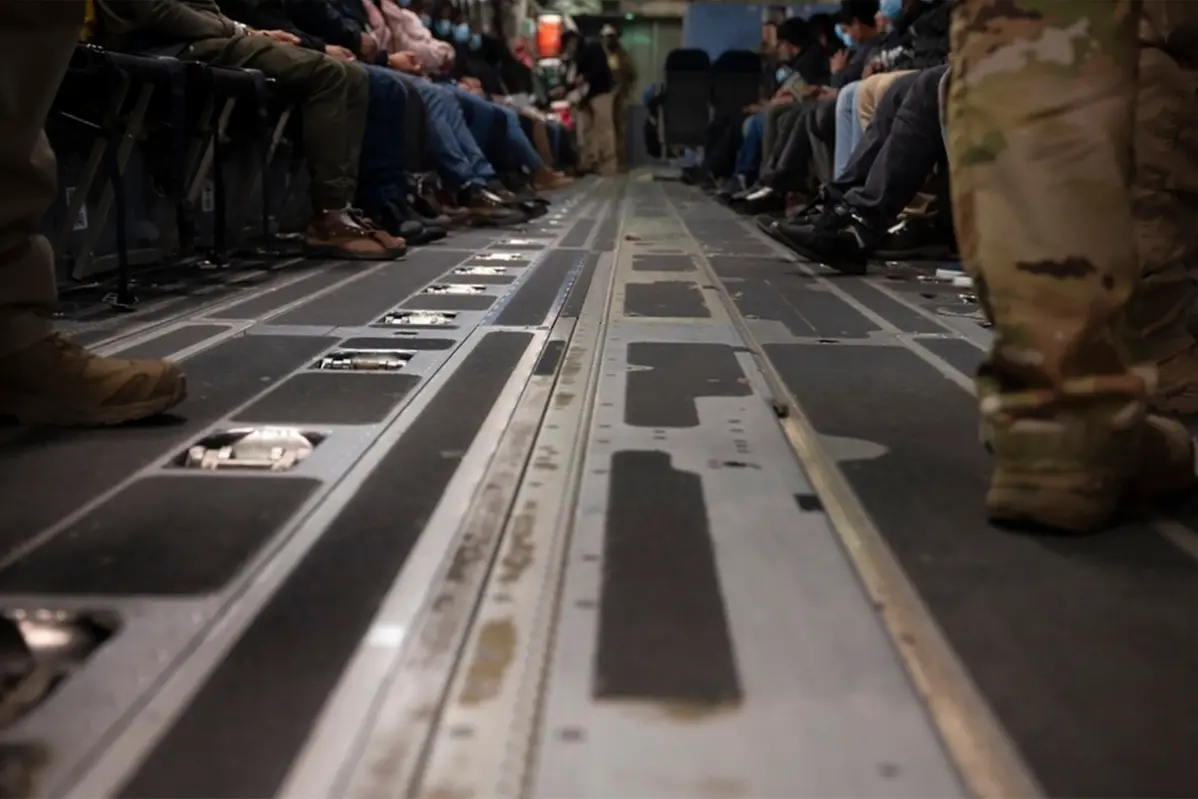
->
[[366, 0, 454, 74]]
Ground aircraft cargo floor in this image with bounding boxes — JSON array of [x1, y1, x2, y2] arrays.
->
[[2, 175, 1195, 799]]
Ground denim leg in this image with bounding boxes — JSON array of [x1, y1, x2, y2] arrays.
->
[[497, 106, 542, 171], [733, 112, 764, 181], [833, 81, 862, 180], [356, 64, 407, 217], [447, 84, 499, 153], [400, 77, 494, 188]]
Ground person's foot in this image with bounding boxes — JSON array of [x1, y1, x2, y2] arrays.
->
[[533, 167, 573, 190], [986, 413, 1195, 533], [1153, 347, 1198, 415], [873, 218, 957, 261], [773, 204, 878, 275], [732, 185, 785, 216], [0, 333, 186, 426], [459, 185, 527, 227], [304, 209, 406, 260]]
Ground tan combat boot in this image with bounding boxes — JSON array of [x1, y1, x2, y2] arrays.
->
[[986, 413, 1195, 533], [0, 333, 185, 426], [304, 209, 406, 261]]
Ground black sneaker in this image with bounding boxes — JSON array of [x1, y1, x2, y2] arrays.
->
[[732, 185, 786, 215], [774, 205, 877, 275], [874, 218, 957, 261]]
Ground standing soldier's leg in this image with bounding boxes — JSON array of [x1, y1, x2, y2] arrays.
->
[[1128, 1, 1198, 413], [0, 1, 185, 426], [947, 0, 1194, 533]]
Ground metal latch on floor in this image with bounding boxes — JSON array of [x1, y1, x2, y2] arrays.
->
[[182, 427, 324, 471], [0, 610, 116, 730], [315, 349, 413, 371], [454, 265, 507, 276], [472, 252, 528, 262], [495, 237, 551, 247], [378, 310, 457, 327], [422, 284, 485, 295]]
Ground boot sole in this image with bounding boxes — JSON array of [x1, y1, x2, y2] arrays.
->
[[0, 375, 187, 427]]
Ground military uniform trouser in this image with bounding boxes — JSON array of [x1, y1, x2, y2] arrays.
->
[[184, 37, 369, 212], [0, 1, 86, 358], [579, 92, 618, 176], [948, 0, 1198, 462]]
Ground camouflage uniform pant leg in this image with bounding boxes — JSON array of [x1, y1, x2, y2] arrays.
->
[[0, 1, 86, 357], [1127, 1, 1198, 364], [948, 0, 1151, 473]]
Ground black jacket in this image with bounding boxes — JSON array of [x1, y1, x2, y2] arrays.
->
[[286, 0, 388, 64], [830, 31, 884, 88], [572, 39, 613, 98], [869, 0, 950, 73], [220, 0, 324, 51]]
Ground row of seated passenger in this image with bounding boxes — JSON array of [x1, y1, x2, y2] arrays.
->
[[680, 0, 956, 271], [59, 0, 576, 293]]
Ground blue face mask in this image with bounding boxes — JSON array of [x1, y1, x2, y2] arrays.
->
[[834, 23, 853, 48], [879, 0, 903, 20], [434, 19, 452, 36], [774, 66, 792, 84], [453, 23, 470, 42], [468, 33, 482, 51], [419, 13, 432, 27]]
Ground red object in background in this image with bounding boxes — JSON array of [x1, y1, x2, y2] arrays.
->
[[537, 14, 562, 59], [550, 100, 573, 132]]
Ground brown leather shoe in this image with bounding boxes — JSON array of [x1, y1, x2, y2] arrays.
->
[[304, 209, 405, 261], [0, 333, 185, 426], [534, 167, 574, 191]]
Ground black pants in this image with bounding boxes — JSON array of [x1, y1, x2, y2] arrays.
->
[[832, 66, 950, 228], [703, 112, 747, 178]]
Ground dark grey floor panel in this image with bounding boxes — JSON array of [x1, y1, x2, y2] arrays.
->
[[919, 337, 984, 379], [399, 293, 495, 312], [594, 216, 619, 252], [561, 253, 599, 319], [626, 343, 751, 428], [119, 331, 532, 799], [631, 254, 695, 272], [624, 281, 711, 319], [338, 336, 456, 351], [0, 477, 320, 595], [729, 276, 878, 339], [274, 255, 458, 326], [207, 266, 354, 320], [0, 334, 336, 554], [835, 279, 947, 334], [233, 373, 421, 425], [112, 325, 229, 360], [764, 342, 1198, 798], [561, 219, 594, 248], [534, 340, 566, 376], [596, 450, 742, 705], [494, 249, 584, 326]]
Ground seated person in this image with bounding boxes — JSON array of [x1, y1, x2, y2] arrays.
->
[[734, 0, 883, 211], [287, 0, 526, 224], [768, 64, 953, 272], [97, 0, 406, 260], [217, 0, 445, 243]]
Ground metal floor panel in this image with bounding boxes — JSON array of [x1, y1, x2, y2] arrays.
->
[[0, 180, 603, 798], [17, 175, 1187, 799], [665, 183, 1198, 799]]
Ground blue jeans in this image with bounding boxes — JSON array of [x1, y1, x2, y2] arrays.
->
[[733, 112, 764, 181], [394, 74, 495, 189], [357, 64, 408, 217], [448, 86, 542, 172], [833, 81, 863, 180]]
